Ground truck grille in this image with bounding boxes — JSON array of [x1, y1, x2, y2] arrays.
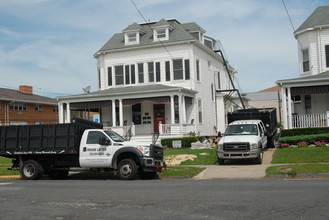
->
[[223, 142, 250, 152], [150, 145, 163, 160]]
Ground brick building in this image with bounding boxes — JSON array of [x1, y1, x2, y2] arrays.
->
[[0, 85, 58, 125]]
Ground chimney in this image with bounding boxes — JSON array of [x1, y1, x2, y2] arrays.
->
[[19, 85, 33, 95]]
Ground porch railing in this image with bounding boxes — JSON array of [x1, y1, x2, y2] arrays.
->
[[292, 112, 329, 128], [158, 122, 196, 135]]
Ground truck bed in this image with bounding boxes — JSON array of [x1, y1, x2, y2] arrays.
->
[[0, 117, 102, 156]]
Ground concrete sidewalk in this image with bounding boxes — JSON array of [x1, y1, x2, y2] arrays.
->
[[193, 148, 276, 180]]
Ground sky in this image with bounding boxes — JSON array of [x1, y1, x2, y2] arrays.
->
[[0, 0, 328, 98]]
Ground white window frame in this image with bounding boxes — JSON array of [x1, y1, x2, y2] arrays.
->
[[198, 99, 203, 124]]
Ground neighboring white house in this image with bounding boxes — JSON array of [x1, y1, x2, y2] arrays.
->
[[57, 19, 239, 141], [276, 6, 329, 129]]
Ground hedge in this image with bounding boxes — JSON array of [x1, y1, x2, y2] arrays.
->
[[281, 127, 329, 137], [278, 133, 329, 145], [161, 136, 205, 148]]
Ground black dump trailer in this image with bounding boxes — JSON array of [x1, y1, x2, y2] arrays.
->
[[0, 117, 102, 156], [227, 108, 278, 147]]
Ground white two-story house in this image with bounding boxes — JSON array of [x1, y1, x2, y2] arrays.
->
[[57, 19, 237, 141], [277, 6, 329, 129]]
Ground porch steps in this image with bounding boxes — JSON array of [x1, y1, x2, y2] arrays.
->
[[130, 135, 154, 144], [130, 134, 181, 145]]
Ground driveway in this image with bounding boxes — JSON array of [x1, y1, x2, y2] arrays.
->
[[193, 148, 276, 179]]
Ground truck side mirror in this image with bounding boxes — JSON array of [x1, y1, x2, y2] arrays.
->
[[99, 136, 111, 146]]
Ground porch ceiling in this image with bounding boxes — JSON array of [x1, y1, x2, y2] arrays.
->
[[58, 84, 198, 102]]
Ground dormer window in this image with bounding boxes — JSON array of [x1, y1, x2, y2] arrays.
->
[[154, 28, 169, 41], [122, 22, 145, 46], [156, 29, 166, 39], [127, 33, 137, 43], [125, 32, 139, 45]]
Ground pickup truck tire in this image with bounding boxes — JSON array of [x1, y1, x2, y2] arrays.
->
[[21, 160, 44, 180], [139, 171, 157, 180], [48, 170, 69, 180], [255, 150, 263, 164], [218, 158, 225, 165], [117, 159, 137, 180]]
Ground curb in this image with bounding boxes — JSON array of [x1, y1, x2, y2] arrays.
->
[[267, 173, 329, 179], [0, 175, 21, 180]]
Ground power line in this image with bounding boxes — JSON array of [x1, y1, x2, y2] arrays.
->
[[281, 0, 304, 50], [130, 0, 174, 58]]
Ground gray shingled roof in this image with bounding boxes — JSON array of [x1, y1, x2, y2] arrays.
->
[[0, 87, 57, 105], [95, 19, 203, 55], [295, 6, 329, 34], [58, 84, 198, 100], [276, 71, 329, 84]]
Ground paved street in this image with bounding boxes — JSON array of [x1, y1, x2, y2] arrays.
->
[[0, 178, 329, 220], [194, 148, 276, 179]]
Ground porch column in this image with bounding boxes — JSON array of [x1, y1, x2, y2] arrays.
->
[[178, 95, 183, 137], [287, 87, 292, 129], [182, 95, 186, 124], [170, 95, 175, 124], [119, 99, 123, 127], [327, 111, 329, 127], [58, 102, 64, 123], [281, 87, 288, 129], [112, 99, 116, 127], [65, 103, 71, 123]]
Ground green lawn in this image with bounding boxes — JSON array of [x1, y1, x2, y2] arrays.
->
[[271, 147, 329, 164], [0, 157, 19, 176], [267, 147, 329, 177]]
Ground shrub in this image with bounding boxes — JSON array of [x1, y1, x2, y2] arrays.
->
[[297, 141, 309, 147], [278, 133, 329, 145], [281, 127, 329, 137], [161, 136, 204, 148]]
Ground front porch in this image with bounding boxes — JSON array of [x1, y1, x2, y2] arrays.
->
[[58, 85, 200, 142]]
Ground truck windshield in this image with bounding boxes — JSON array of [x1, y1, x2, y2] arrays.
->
[[104, 130, 126, 142], [224, 124, 258, 136]]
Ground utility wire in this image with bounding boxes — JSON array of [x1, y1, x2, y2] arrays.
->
[[130, 0, 174, 58], [281, 0, 304, 50]]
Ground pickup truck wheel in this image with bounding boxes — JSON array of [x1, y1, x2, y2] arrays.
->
[[139, 171, 157, 180], [255, 151, 263, 164], [117, 159, 137, 180], [218, 158, 225, 165], [21, 160, 44, 180]]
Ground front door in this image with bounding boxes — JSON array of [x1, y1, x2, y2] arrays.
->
[[153, 104, 165, 133]]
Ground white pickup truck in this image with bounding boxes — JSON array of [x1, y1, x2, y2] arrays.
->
[[217, 120, 268, 164]]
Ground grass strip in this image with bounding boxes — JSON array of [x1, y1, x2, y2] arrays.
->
[[266, 164, 329, 177], [160, 166, 205, 178]]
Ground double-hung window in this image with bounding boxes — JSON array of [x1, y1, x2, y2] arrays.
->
[[302, 49, 310, 72]]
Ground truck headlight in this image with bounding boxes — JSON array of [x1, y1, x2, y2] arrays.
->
[[138, 146, 150, 156], [250, 143, 258, 149], [217, 143, 223, 150]]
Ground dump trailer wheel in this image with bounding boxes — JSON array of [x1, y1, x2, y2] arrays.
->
[[117, 159, 137, 180], [21, 160, 44, 180]]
